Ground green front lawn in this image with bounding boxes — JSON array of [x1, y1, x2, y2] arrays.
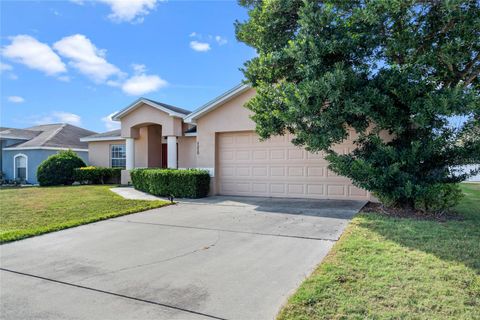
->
[[279, 183, 480, 320], [0, 185, 169, 243]]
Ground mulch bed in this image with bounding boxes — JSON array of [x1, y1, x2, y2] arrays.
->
[[360, 201, 463, 222]]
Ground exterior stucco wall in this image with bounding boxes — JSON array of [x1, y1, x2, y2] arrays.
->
[[135, 127, 148, 168], [196, 88, 256, 167], [88, 140, 125, 168], [2, 149, 88, 184], [178, 136, 197, 168], [195, 88, 256, 193], [147, 125, 163, 167], [120, 103, 182, 138], [1, 139, 27, 171], [134, 126, 163, 168]]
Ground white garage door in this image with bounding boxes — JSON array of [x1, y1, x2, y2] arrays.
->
[[217, 131, 370, 200]]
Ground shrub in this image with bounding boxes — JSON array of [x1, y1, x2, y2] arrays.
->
[[37, 150, 86, 186], [74, 166, 122, 184], [414, 183, 464, 214], [131, 168, 210, 198]]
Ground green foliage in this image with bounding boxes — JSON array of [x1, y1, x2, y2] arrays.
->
[[236, 0, 480, 212], [37, 150, 86, 186], [414, 183, 464, 213], [278, 184, 480, 319], [0, 185, 169, 243], [131, 168, 210, 198], [73, 166, 122, 185]]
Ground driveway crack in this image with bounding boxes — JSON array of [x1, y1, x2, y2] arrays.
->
[[75, 231, 221, 283]]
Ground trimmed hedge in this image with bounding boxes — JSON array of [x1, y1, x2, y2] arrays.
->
[[74, 166, 122, 184], [131, 168, 210, 198], [37, 150, 86, 186]]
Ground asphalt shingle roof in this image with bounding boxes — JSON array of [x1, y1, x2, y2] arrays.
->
[[0, 123, 96, 149], [82, 129, 122, 140], [0, 128, 42, 140], [143, 98, 191, 115]]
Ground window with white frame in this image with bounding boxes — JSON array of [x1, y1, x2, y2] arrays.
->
[[111, 144, 126, 168], [14, 154, 27, 181]]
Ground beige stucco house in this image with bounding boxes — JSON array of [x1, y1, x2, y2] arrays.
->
[[81, 84, 373, 200]]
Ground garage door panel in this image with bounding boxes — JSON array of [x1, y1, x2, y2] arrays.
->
[[252, 166, 268, 177], [287, 148, 304, 160], [349, 186, 368, 197], [327, 185, 346, 196], [306, 184, 324, 196], [270, 183, 286, 194], [288, 166, 304, 177], [269, 149, 286, 160], [217, 131, 370, 200], [253, 150, 268, 160], [307, 167, 325, 177], [288, 184, 304, 194], [270, 167, 285, 177]]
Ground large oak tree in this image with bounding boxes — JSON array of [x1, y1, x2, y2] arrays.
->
[[236, 0, 480, 211]]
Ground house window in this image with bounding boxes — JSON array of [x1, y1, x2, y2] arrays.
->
[[14, 154, 27, 181], [111, 144, 126, 168]]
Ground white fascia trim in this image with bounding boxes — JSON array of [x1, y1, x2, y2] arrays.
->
[[112, 99, 188, 121], [3, 147, 89, 152], [13, 153, 28, 181], [184, 83, 250, 124], [80, 136, 125, 142], [184, 132, 197, 137]]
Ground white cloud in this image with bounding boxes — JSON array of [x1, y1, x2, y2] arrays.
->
[[57, 75, 70, 82], [190, 41, 211, 52], [101, 111, 120, 130], [32, 111, 82, 126], [53, 34, 123, 83], [132, 63, 147, 74], [98, 0, 158, 23], [215, 35, 227, 46], [189, 32, 197, 37], [69, 0, 84, 4], [2, 35, 67, 76], [0, 62, 13, 71], [53, 111, 82, 125], [122, 74, 167, 95], [8, 96, 25, 103], [121, 64, 167, 95]]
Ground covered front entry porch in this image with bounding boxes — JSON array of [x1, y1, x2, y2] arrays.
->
[[120, 123, 180, 184], [124, 124, 178, 170], [112, 98, 188, 185]]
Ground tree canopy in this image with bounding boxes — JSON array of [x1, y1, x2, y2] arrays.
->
[[236, 0, 480, 211]]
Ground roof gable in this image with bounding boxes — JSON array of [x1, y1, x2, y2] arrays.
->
[[184, 83, 251, 123], [112, 98, 190, 121]]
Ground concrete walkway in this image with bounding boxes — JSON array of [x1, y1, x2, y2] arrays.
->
[[1, 196, 365, 320], [111, 186, 164, 201]]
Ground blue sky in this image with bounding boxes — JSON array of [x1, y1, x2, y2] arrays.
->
[[0, 0, 255, 132]]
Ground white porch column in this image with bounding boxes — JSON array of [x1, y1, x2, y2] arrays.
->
[[167, 136, 177, 169], [126, 138, 135, 170]]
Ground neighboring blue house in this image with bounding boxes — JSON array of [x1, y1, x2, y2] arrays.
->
[[0, 124, 96, 184]]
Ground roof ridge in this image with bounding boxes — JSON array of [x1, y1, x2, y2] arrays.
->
[[142, 98, 191, 115], [41, 123, 66, 146]]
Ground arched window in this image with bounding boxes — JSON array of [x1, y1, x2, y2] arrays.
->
[[14, 154, 28, 182]]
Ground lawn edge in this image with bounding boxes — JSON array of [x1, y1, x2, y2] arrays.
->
[[0, 201, 172, 244], [276, 213, 359, 320]]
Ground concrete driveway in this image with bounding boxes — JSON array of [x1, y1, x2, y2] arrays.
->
[[0, 196, 365, 320]]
